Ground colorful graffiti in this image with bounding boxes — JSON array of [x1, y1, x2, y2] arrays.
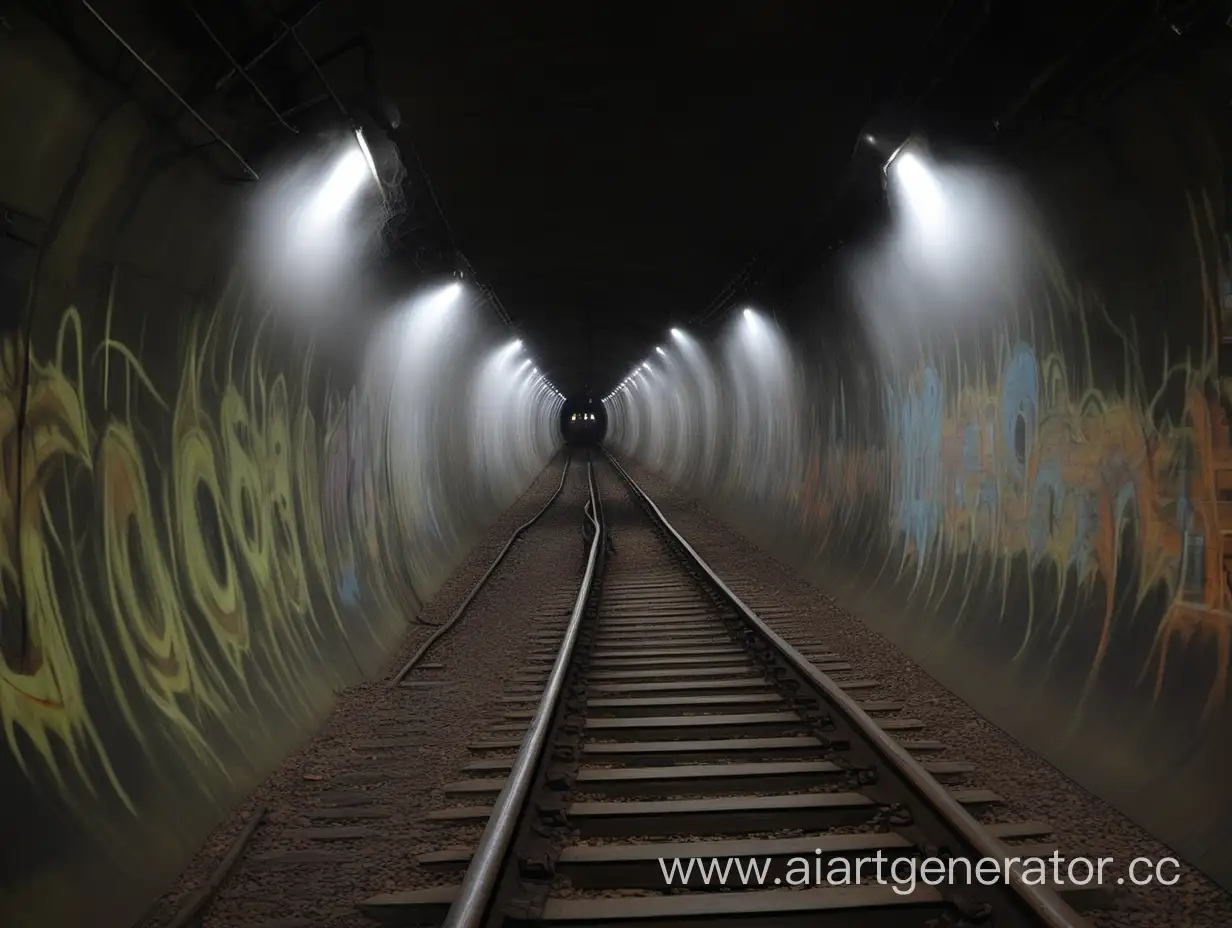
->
[[791, 192, 1232, 722], [0, 283, 409, 827], [2, 16, 561, 925], [0, 256, 560, 928], [608, 113, 1232, 886]]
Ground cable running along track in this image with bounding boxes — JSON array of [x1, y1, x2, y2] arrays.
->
[[154, 452, 577, 928], [362, 448, 1096, 928], [391, 450, 573, 684]]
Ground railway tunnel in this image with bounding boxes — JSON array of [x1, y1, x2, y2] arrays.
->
[[5, 2, 1232, 928]]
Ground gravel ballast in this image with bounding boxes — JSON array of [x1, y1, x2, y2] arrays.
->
[[616, 455, 1232, 928], [139, 448, 1232, 928], [139, 453, 588, 928]]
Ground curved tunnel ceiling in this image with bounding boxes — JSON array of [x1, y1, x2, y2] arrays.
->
[[345, 0, 954, 400], [318, 0, 1162, 400], [133, 0, 1210, 401], [8, 4, 1232, 926]]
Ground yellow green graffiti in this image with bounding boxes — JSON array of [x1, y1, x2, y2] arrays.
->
[[0, 284, 404, 813]]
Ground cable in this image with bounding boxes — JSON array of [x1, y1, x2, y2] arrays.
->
[[389, 452, 571, 686], [401, 134, 458, 257], [81, 0, 259, 180], [186, 2, 298, 135]]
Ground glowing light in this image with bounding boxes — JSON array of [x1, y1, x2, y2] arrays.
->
[[670, 328, 683, 338], [655, 346, 666, 356], [890, 150, 946, 228], [741, 308, 767, 338], [882, 137, 911, 173], [310, 148, 372, 224], [420, 281, 463, 319], [642, 362, 651, 371], [494, 338, 524, 362], [354, 126, 381, 187]]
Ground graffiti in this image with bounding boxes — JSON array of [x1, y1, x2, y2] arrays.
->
[[0, 265, 564, 928], [0, 287, 409, 822], [783, 192, 1232, 720], [610, 192, 1232, 891], [2, 17, 564, 921], [607, 68, 1232, 891], [0, 246, 566, 928], [891, 364, 943, 570], [0, 311, 117, 802]]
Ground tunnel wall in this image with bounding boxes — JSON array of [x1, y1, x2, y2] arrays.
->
[[0, 10, 559, 928], [608, 41, 1232, 889]]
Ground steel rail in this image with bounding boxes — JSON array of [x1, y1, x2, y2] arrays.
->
[[600, 446, 1091, 928], [441, 455, 605, 928], [389, 450, 572, 686]]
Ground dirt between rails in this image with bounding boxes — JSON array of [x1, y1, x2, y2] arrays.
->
[[137, 453, 589, 928], [614, 457, 1232, 928]]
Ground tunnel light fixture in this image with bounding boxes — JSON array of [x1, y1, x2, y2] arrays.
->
[[421, 281, 463, 317], [655, 346, 666, 356], [354, 126, 381, 187], [495, 338, 523, 363], [889, 146, 946, 230], [669, 327, 683, 339], [743, 308, 754, 319], [310, 147, 373, 223], [882, 136, 913, 175]]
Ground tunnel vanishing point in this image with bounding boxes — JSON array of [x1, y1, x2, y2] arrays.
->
[[5, 4, 1232, 928]]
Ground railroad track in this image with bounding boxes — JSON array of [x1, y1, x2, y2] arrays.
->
[[147, 453, 580, 928], [361, 450, 1100, 927]]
